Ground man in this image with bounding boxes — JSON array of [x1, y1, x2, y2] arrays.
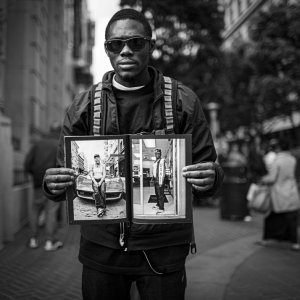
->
[[43, 8, 223, 300], [89, 154, 106, 217], [152, 148, 166, 214], [24, 124, 63, 251]]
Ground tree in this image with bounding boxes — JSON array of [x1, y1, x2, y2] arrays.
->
[[248, 1, 300, 124], [219, 43, 256, 133], [120, 0, 225, 105]]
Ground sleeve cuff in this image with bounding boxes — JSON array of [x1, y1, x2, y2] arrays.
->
[[193, 162, 224, 198], [43, 180, 66, 202]]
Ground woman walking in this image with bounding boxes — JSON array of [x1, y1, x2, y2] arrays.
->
[[260, 138, 300, 251]]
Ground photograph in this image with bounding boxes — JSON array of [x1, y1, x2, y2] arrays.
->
[[65, 136, 128, 224], [130, 135, 192, 223]]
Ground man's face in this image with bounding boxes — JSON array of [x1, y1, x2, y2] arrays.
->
[[94, 156, 100, 164], [155, 152, 161, 159], [105, 19, 155, 87]]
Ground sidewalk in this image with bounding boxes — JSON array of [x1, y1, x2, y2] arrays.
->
[[0, 206, 300, 299], [186, 207, 300, 300], [0, 225, 82, 300]]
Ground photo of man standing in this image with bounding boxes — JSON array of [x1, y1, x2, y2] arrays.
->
[[89, 154, 106, 217], [152, 148, 166, 214]]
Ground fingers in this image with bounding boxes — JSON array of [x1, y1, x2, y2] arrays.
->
[[182, 162, 216, 191], [182, 162, 214, 172], [45, 168, 75, 176], [182, 169, 215, 179], [44, 168, 75, 195]]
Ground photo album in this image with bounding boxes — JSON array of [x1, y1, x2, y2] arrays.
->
[[64, 134, 192, 225]]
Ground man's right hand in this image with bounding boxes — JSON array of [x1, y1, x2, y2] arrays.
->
[[44, 168, 75, 195]]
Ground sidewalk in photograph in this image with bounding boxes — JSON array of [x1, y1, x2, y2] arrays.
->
[[0, 206, 300, 299]]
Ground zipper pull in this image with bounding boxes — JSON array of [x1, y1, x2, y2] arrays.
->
[[119, 233, 124, 247], [119, 223, 126, 250], [190, 242, 197, 254]]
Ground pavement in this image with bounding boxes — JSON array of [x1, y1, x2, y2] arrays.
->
[[1, 205, 300, 300]]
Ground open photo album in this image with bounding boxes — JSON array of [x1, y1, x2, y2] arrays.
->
[[64, 134, 192, 225]]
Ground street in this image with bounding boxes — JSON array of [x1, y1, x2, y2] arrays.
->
[[1, 206, 300, 300]]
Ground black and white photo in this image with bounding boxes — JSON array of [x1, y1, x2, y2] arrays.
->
[[130, 135, 192, 223], [65, 136, 127, 224]]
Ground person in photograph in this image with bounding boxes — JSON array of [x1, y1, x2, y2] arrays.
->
[[43, 8, 223, 300], [89, 154, 107, 217], [152, 148, 166, 214]]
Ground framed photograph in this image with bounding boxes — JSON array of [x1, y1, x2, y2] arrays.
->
[[129, 134, 192, 224], [64, 134, 192, 225], [64, 135, 129, 224]]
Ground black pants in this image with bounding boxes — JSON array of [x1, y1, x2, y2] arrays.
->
[[82, 265, 186, 300], [263, 210, 298, 243], [92, 180, 106, 209], [154, 181, 165, 210]]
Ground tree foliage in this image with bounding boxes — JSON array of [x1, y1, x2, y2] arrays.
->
[[248, 1, 300, 121], [120, 0, 225, 105], [218, 0, 300, 135], [219, 45, 255, 132]]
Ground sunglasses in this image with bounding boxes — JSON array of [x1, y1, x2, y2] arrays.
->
[[105, 37, 151, 53]]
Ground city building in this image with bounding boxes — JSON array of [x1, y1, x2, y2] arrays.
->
[[220, 0, 300, 141], [221, 0, 268, 49], [0, 0, 94, 249]]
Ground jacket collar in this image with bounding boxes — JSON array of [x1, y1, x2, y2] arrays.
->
[[101, 66, 164, 102]]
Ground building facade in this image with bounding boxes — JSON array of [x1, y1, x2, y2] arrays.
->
[[221, 0, 268, 49], [0, 0, 94, 249]]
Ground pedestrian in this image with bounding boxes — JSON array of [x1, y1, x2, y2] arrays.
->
[[43, 8, 223, 300], [24, 123, 63, 251], [258, 137, 300, 251], [152, 148, 166, 214], [89, 154, 107, 217], [226, 142, 247, 168], [263, 138, 278, 171]]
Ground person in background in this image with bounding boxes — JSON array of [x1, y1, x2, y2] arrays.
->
[[43, 8, 223, 300], [263, 138, 278, 170], [152, 148, 166, 214], [259, 137, 300, 251], [226, 142, 247, 167], [225, 142, 252, 221], [24, 123, 63, 251], [89, 154, 107, 218]]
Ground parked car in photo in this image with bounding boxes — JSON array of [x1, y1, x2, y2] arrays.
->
[[76, 174, 125, 201]]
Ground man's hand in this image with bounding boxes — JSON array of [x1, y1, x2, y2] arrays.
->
[[44, 168, 75, 195], [182, 162, 216, 192]]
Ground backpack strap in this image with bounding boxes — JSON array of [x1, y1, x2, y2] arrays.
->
[[163, 76, 178, 135], [92, 77, 177, 136], [92, 82, 103, 136]]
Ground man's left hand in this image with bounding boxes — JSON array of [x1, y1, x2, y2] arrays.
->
[[182, 162, 216, 192]]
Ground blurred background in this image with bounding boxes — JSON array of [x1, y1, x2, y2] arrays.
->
[[0, 1, 300, 298]]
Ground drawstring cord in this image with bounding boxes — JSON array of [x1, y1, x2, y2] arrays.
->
[[142, 250, 164, 275], [118, 223, 165, 274]]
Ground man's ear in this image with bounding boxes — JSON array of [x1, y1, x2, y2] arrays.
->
[[149, 39, 156, 53], [104, 44, 109, 56]]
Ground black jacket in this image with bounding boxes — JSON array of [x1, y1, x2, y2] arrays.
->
[[46, 67, 223, 251]]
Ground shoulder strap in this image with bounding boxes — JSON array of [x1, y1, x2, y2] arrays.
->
[[163, 76, 178, 135], [92, 82, 103, 136], [92, 77, 178, 135]]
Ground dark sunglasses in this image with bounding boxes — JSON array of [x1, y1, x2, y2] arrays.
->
[[105, 37, 151, 53]]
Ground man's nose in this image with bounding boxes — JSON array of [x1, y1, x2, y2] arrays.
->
[[120, 43, 133, 55]]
